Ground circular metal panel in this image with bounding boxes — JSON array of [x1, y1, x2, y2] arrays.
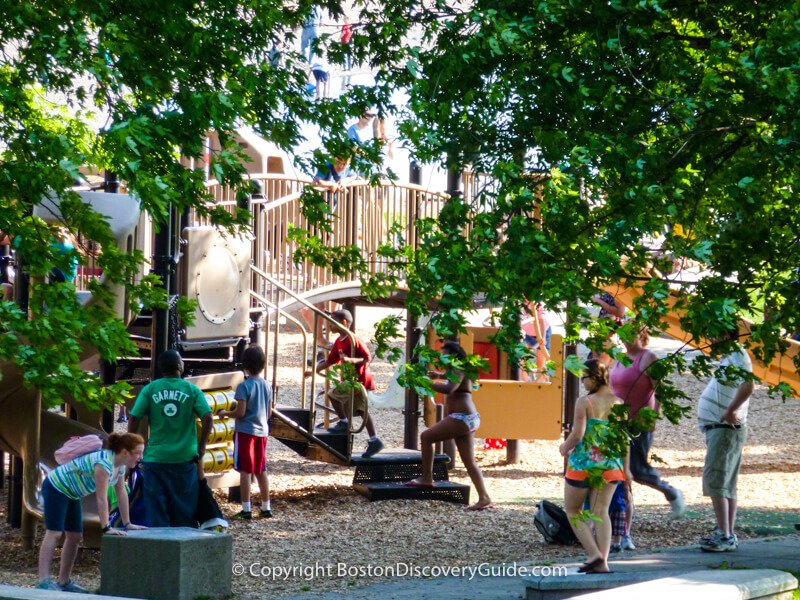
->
[[195, 246, 241, 324]]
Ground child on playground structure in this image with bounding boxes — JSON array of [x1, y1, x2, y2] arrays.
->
[[36, 433, 147, 592], [404, 340, 494, 512], [560, 359, 631, 574], [219, 345, 274, 519], [305, 309, 384, 458]]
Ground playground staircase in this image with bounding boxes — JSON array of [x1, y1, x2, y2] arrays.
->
[[352, 451, 470, 505], [271, 408, 470, 504], [270, 406, 351, 466]]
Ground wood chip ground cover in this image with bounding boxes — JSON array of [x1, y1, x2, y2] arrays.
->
[[0, 327, 798, 597]]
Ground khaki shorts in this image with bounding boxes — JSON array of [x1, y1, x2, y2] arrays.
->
[[702, 426, 747, 499], [328, 383, 368, 416]]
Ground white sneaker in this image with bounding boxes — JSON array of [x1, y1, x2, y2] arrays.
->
[[701, 534, 737, 552], [700, 527, 724, 545], [668, 490, 686, 519], [621, 534, 636, 550]]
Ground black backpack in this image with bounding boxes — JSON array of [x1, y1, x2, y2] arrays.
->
[[534, 499, 579, 545]]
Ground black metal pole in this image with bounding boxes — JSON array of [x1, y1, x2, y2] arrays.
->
[[507, 315, 521, 464], [101, 176, 120, 429], [403, 312, 421, 450], [151, 204, 175, 380], [563, 303, 579, 474], [409, 161, 421, 186], [446, 169, 462, 198], [103, 171, 119, 193], [7, 457, 22, 527]]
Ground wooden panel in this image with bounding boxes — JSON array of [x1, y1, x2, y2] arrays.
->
[[473, 341, 500, 379], [471, 334, 564, 440], [472, 381, 562, 440]]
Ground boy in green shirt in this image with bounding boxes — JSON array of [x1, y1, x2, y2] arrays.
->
[[130, 350, 212, 527]]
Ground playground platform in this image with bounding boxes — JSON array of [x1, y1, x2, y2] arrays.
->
[[280, 534, 800, 600]]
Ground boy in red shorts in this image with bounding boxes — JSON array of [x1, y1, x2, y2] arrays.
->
[[219, 345, 273, 519]]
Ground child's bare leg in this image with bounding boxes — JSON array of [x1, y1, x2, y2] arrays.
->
[[57, 531, 82, 586], [587, 483, 617, 570], [240, 471, 252, 504], [407, 417, 464, 484], [329, 398, 347, 420], [454, 431, 492, 510], [362, 413, 377, 438], [255, 470, 269, 504], [38, 530, 61, 579], [564, 483, 601, 562], [625, 488, 634, 536]]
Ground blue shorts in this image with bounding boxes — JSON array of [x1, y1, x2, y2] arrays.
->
[[524, 327, 552, 351], [42, 477, 83, 533]]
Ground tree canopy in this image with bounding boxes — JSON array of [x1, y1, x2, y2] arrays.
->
[[2, 0, 799, 410], [339, 0, 800, 406]]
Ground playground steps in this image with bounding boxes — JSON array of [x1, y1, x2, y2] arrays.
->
[[351, 450, 470, 504], [270, 407, 349, 466]]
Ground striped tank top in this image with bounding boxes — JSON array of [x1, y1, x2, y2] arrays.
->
[[48, 450, 124, 500]]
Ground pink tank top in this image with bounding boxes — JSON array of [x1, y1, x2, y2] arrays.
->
[[610, 351, 657, 417]]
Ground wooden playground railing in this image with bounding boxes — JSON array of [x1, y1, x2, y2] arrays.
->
[[202, 174, 449, 307]]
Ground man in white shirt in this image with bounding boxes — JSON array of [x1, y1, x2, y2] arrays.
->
[[697, 331, 754, 552]]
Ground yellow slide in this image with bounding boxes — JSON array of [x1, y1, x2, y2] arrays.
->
[[605, 281, 800, 397]]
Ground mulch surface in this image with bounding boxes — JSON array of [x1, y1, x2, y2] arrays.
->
[[1, 324, 799, 597]]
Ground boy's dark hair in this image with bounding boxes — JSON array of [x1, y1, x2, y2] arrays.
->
[[330, 309, 353, 329], [158, 349, 183, 375], [241, 345, 266, 375], [441, 340, 467, 360]]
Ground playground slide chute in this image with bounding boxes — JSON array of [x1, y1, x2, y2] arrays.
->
[[0, 360, 108, 548], [604, 281, 800, 396], [0, 191, 142, 548]]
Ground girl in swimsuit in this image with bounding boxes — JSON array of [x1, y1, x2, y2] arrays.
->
[[404, 340, 493, 511], [559, 359, 631, 574]]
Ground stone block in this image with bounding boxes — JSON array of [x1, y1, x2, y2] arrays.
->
[[100, 527, 232, 600]]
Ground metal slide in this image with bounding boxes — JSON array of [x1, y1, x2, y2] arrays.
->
[[0, 360, 108, 549]]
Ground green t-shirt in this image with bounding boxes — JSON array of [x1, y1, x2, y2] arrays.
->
[[131, 377, 211, 464]]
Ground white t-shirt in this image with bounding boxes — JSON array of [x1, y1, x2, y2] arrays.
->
[[697, 346, 752, 431], [347, 122, 375, 145]]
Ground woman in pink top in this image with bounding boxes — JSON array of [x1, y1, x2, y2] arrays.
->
[[610, 326, 685, 542]]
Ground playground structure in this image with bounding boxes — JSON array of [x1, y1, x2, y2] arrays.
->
[[605, 281, 800, 395], [4, 131, 800, 544]]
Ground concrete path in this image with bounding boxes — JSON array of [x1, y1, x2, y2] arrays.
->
[[280, 535, 800, 600]]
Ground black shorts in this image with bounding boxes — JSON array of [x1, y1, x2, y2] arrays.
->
[[565, 477, 591, 489]]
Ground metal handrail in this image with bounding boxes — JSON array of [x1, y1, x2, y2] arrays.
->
[[248, 288, 308, 407], [250, 265, 366, 435]]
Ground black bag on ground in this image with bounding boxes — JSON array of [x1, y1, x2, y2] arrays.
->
[[534, 499, 578, 545]]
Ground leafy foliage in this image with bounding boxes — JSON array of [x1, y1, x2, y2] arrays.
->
[[308, 0, 800, 406], [5, 0, 800, 415], [0, 0, 352, 407]]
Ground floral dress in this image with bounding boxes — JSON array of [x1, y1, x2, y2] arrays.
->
[[565, 416, 624, 484]]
